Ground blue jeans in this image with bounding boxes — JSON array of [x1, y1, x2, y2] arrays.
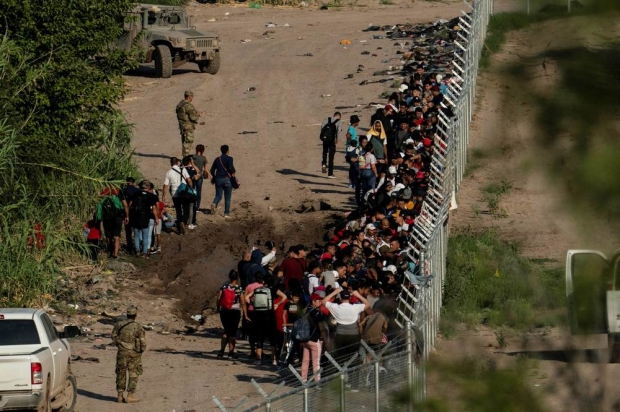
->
[[360, 169, 376, 199], [133, 219, 154, 254], [193, 178, 204, 223], [213, 177, 232, 215]]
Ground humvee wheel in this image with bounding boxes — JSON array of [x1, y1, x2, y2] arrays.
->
[[199, 52, 220, 75], [154, 45, 173, 78]]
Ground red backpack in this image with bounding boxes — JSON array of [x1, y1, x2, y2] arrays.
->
[[219, 287, 236, 310]]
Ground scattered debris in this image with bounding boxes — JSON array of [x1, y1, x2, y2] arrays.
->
[[300, 52, 313, 57], [71, 356, 100, 363], [238, 131, 258, 135], [361, 51, 370, 55], [340, 39, 351, 45], [263, 30, 275, 36], [357, 65, 364, 73], [360, 40, 367, 43], [248, 87, 256, 92], [207, 18, 216, 22], [190, 314, 203, 322], [265, 22, 277, 28], [268, 121, 284, 124], [373, 35, 385, 40], [240, 39, 252, 43], [371, 53, 378, 57], [300, 1, 309, 6], [298, 37, 303, 40], [264, 196, 270, 201], [249, 2, 262, 8], [225, 12, 230, 15], [321, 94, 332, 98], [283, 23, 290, 27], [297, 201, 332, 214], [345, 74, 354, 79], [92, 344, 107, 350], [320, 5, 328, 10]]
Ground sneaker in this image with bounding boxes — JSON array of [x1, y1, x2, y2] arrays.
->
[[210, 203, 216, 215], [150, 248, 160, 255], [254, 359, 262, 365], [321, 165, 327, 174], [327, 175, 336, 179], [224, 215, 231, 219], [187, 224, 196, 230]]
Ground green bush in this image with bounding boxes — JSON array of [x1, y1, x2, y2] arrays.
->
[[0, 31, 138, 307], [443, 229, 565, 330]]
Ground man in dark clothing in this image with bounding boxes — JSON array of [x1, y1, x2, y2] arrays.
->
[[243, 249, 267, 286], [370, 106, 394, 139], [123, 177, 139, 253], [237, 250, 252, 288], [192, 144, 211, 220], [320, 112, 342, 179], [210, 145, 236, 218]]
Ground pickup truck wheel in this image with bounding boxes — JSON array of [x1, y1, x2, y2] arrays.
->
[[199, 52, 220, 75], [37, 377, 51, 412], [154, 45, 173, 78], [57, 375, 77, 412]]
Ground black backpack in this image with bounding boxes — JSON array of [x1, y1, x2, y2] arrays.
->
[[320, 117, 338, 143], [101, 196, 122, 221], [129, 192, 151, 229]]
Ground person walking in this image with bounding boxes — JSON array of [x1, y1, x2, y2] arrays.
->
[[112, 306, 146, 404], [209, 144, 236, 219], [162, 157, 192, 235], [128, 180, 159, 258], [192, 144, 211, 219], [320, 111, 342, 179], [217, 270, 244, 359], [176, 90, 201, 158]]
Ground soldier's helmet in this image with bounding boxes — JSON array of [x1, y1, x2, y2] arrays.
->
[[127, 306, 138, 316]]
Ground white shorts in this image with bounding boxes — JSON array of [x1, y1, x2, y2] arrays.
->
[[154, 219, 163, 235]]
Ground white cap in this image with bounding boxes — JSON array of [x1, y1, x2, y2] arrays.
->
[[388, 166, 397, 175], [398, 84, 409, 93], [365, 223, 377, 231], [436, 74, 443, 82], [389, 183, 405, 197], [383, 265, 397, 274]]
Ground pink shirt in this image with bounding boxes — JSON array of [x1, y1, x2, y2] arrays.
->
[[245, 282, 262, 311]]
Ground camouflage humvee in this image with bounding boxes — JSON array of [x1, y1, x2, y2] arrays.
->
[[117, 4, 221, 78]]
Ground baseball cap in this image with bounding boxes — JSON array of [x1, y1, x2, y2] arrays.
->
[[340, 290, 351, 300], [423, 138, 432, 147], [388, 166, 397, 175], [398, 84, 409, 93], [310, 293, 323, 301], [365, 223, 377, 232], [383, 265, 397, 274]]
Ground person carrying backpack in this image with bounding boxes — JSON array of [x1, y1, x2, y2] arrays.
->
[[301, 261, 322, 305], [244, 274, 274, 365], [320, 111, 342, 179], [129, 180, 159, 258], [217, 270, 244, 359], [298, 294, 326, 383], [97, 187, 129, 259]]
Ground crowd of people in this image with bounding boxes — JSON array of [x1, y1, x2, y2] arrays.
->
[[213, 56, 450, 388], [83, 143, 237, 261]]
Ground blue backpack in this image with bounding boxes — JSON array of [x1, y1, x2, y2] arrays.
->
[[292, 308, 316, 342]]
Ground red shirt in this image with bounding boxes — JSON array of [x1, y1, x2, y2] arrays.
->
[[274, 296, 288, 332], [84, 220, 101, 240], [280, 257, 306, 289]]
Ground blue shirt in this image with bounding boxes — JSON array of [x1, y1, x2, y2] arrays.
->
[[210, 154, 235, 178]]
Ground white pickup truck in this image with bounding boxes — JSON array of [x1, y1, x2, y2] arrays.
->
[[0, 308, 78, 412]]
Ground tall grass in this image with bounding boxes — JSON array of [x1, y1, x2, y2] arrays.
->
[[0, 37, 139, 308], [443, 229, 565, 330]]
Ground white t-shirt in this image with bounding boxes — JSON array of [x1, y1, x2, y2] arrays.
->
[[163, 166, 190, 198], [363, 153, 377, 170], [305, 273, 320, 294], [325, 301, 365, 325]]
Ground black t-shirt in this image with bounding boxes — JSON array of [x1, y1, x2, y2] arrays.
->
[[285, 301, 301, 325]]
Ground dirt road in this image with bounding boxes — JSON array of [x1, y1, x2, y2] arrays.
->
[[70, 1, 528, 411]]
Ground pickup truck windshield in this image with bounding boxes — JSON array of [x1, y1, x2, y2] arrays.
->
[[0, 320, 41, 345]]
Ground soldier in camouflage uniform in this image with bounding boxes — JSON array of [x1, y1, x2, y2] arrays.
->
[[176, 90, 201, 157], [112, 306, 146, 403]]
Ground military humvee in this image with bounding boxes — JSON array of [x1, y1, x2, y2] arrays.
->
[[117, 4, 221, 78]]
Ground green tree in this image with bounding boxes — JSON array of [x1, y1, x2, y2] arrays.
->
[[0, 0, 138, 152]]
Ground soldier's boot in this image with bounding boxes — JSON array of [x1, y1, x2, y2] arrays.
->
[[117, 392, 124, 403], [126, 392, 140, 403]]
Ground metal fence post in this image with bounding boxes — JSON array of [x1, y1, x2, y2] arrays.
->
[[374, 359, 380, 411], [406, 321, 414, 411]]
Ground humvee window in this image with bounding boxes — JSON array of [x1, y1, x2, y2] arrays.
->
[[168, 13, 181, 25]]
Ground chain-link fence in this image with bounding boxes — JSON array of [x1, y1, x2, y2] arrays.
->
[[211, 1, 493, 410]]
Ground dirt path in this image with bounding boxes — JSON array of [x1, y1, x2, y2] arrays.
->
[[70, 1, 527, 411]]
